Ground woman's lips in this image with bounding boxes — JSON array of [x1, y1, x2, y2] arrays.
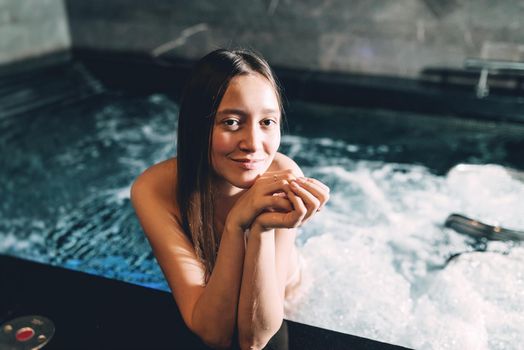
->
[[231, 158, 265, 170]]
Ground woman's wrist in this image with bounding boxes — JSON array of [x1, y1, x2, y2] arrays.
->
[[224, 220, 245, 237], [250, 221, 274, 236], [224, 207, 254, 232]]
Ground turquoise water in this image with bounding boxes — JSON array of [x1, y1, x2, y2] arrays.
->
[[1, 65, 524, 349]]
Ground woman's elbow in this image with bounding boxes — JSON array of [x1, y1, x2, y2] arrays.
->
[[238, 319, 283, 350], [189, 320, 233, 349], [200, 335, 232, 349], [239, 336, 270, 350]]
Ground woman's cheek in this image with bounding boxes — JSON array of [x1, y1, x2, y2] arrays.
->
[[269, 131, 281, 153]]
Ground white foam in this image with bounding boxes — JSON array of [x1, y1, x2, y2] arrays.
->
[[3, 96, 523, 349], [284, 156, 524, 349], [446, 164, 524, 229]]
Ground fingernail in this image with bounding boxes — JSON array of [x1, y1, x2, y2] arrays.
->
[[290, 180, 300, 188], [297, 177, 306, 183]]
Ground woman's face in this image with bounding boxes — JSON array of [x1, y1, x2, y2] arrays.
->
[[211, 73, 281, 191]]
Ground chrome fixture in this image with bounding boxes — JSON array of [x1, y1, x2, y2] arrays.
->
[[464, 58, 524, 98]]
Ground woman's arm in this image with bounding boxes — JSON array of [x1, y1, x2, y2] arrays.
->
[[131, 160, 296, 349], [236, 174, 307, 350], [190, 224, 246, 348], [236, 159, 330, 349], [237, 225, 297, 350], [131, 162, 245, 349]]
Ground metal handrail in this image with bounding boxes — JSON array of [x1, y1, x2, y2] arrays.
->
[[464, 58, 524, 72], [464, 58, 524, 98]]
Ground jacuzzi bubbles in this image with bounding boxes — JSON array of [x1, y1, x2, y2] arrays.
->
[[2, 94, 523, 349], [281, 133, 524, 349], [446, 164, 524, 230]]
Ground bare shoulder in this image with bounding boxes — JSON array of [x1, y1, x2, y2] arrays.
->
[[129, 157, 206, 331], [130, 157, 178, 214], [133, 157, 177, 188], [269, 152, 304, 177]]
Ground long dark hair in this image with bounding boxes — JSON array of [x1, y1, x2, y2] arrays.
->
[[176, 49, 283, 283]]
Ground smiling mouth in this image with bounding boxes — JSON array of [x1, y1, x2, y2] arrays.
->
[[231, 158, 265, 169], [231, 158, 265, 163]]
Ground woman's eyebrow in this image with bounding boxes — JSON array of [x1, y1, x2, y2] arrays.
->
[[216, 108, 248, 117], [216, 108, 279, 117], [261, 108, 279, 115]]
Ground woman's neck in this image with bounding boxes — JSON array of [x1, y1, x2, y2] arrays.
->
[[213, 175, 245, 197], [213, 177, 247, 229]]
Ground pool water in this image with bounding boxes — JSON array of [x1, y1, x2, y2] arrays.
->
[[1, 63, 524, 349]]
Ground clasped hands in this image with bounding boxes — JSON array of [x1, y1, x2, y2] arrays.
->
[[227, 169, 330, 234]]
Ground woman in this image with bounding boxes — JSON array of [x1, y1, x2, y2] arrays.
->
[[131, 49, 329, 349]]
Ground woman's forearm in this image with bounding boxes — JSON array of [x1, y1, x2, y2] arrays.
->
[[191, 225, 246, 349], [237, 229, 284, 350]]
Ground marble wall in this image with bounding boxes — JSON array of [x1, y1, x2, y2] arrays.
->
[[0, 0, 71, 65], [2, 0, 523, 77], [65, 0, 524, 77]]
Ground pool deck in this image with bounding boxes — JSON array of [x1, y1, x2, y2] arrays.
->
[[1, 254, 410, 349]]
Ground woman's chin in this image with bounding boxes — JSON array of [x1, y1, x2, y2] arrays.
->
[[216, 169, 266, 190], [231, 172, 264, 189], [234, 178, 257, 189]]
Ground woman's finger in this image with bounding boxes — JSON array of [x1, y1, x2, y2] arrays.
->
[[258, 169, 298, 185], [262, 169, 297, 177], [263, 195, 293, 213], [254, 188, 310, 230], [254, 211, 291, 230], [289, 180, 320, 222], [296, 177, 329, 197], [295, 177, 330, 209], [282, 185, 307, 227], [305, 177, 330, 193], [257, 178, 294, 196]]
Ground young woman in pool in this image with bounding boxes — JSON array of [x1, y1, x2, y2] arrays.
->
[[131, 49, 329, 349]]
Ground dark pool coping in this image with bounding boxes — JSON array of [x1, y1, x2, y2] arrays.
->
[[1, 254, 410, 349], [2, 49, 523, 124], [72, 49, 524, 125]]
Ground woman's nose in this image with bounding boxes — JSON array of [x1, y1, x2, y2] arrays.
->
[[239, 125, 262, 152]]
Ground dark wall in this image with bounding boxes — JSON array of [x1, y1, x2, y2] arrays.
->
[[65, 0, 524, 78], [0, 0, 70, 65]]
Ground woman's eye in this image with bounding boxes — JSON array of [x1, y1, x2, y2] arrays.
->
[[261, 119, 277, 127], [223, 119, 240, 129]]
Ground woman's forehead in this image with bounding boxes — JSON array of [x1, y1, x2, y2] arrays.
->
[[218, 74, 280, 115]]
